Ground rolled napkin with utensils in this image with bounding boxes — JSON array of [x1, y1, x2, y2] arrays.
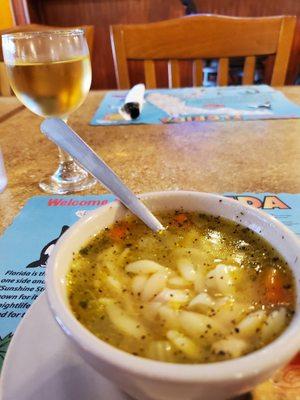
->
[[119, 84, 145, 120]]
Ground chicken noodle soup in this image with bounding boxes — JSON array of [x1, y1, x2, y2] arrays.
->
[[67, 211, 295, 363]]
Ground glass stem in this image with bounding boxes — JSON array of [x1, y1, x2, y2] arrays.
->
[[58, 146, 74, 165], [51, 118, 88, 184], [56, 147, 79, 177], [57, 116, 73, 165], [39, 117, 96, 193]]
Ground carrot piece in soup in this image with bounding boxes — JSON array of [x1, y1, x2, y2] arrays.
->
[[173, 213, 189, 226], [108, 223, 129, 240], [264, 268, 292, 305]]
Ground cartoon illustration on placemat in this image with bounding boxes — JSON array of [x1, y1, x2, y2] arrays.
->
[[0, 332, 13, 369], [26, 225, 69, 269]]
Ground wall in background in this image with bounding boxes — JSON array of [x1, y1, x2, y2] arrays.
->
[[0, 0, 14, 29], [11, 0, 186, 89]]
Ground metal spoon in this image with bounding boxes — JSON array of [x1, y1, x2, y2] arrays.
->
[[40, 118, 164, 232]]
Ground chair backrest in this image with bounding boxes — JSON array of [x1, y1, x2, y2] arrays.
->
[[110, 14, 296, 89], [0, 24, 94, 96]]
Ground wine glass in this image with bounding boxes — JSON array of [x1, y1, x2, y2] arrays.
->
[[2, 29, 96, 194]]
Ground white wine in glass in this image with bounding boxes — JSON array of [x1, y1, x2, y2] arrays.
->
[[2, 29, 96, 194]]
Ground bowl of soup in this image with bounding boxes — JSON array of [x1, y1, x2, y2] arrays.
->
[[46, 191, 300, 400]]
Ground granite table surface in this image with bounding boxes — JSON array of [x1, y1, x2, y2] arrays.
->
[[0, 87, 299, 234], [1, 87, 300, 398]]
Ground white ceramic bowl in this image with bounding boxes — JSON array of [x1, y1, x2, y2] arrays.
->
[[46, 191, 300, 400]]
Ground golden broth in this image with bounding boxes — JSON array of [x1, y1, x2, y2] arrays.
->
[[67, 211, 295, 364]]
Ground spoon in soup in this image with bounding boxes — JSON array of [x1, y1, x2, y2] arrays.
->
[[40, 118, 164, 232]]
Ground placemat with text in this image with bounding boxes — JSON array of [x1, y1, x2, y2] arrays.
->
[[90, 85, 300, 125]]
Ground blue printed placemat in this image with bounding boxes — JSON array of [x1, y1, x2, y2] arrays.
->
[[90, 85, 300, 125], [1, 193, 300, 368]]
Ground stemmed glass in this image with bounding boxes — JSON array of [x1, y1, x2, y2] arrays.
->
[[2, 29, 96, 194]]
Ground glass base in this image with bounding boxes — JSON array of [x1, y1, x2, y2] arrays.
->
[[39, 161, 97, 194]]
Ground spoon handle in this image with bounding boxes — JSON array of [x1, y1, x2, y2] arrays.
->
[[40, 118, 164, 232]]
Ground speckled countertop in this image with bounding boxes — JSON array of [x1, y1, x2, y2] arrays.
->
[[0, 87, 300, 234]]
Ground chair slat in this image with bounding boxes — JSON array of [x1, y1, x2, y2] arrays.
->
[[217, 58, 229, 86], [168, 60, 180, 88], [192, 59, 204, 86], [271, 16, 296, 86], [242, 56, 256, 85], [144, 60, 157, 88]]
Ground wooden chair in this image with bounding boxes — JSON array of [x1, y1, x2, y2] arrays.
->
[[0, 24, 94, 96], [110, 14, 296, 89]]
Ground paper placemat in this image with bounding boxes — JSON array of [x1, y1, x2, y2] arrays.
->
[[90, 85, 300, 126], [1, 193, 300, 399]]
